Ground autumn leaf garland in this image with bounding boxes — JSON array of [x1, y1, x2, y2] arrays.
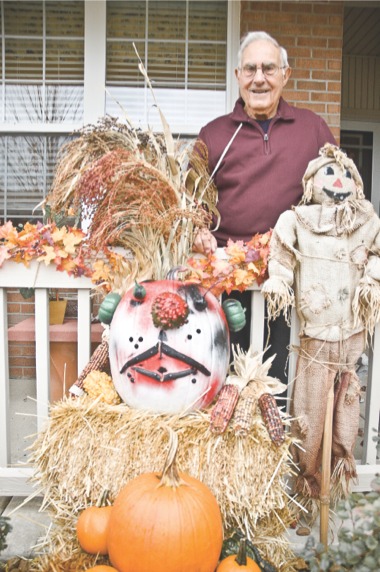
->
[[187, 230, 272, 297], [0, 221, 272, 296]]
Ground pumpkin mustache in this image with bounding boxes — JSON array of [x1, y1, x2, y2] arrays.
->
[[120, 341, 211, 378]]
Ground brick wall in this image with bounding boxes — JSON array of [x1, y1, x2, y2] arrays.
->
[[240, 1, 343, 142], [7, 289, 101, 380]]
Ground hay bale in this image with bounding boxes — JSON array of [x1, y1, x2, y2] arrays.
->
[[29, 396, 298, 571]]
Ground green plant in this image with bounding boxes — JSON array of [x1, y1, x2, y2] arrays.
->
[[0, 515, 12, 553], [302, 474, 380, 571]]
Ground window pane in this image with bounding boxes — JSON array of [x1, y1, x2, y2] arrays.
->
[[1, 0, 84, 123], [188, 42, 226, 88], [106, 41, 146, 86], [45, 39, 84, 81], [148, 1, 186, 40], [107, 1, 146, 39], [147, 42, 186, 86], [340, 130, 373, 202], [189, 1, 227, 41], [5, 38, 43, 81], [0, 135, 72, 224], [5, 84, 83, 122], [4, 1, 43, 36], [45, 1, 84, 37], [106, 0, 227, 133]]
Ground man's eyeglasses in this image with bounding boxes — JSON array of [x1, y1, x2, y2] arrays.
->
[[239, 63, 286, 79]]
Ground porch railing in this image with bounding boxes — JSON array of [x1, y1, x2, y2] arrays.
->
[[0, 259, 379, 496]]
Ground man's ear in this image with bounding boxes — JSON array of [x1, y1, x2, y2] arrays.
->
[[282, 66, 292, 87], [234, 67, 239, 80]]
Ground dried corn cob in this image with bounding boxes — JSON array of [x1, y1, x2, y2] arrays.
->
[[83, 370, 121, 405], [210, 384, 240, 434], [258, 392, 285, 446], [72, 337, 110, 392], [233, 385, 257, 436]]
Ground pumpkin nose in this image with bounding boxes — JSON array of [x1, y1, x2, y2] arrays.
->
[[333, 178, 343, 188]]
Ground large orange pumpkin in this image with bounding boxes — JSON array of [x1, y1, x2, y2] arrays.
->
[[107, 429, 223, 572], [77, 490, 112, 555], [216, 539, 261, 572]]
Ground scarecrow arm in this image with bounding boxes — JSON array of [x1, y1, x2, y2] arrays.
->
[[353, 230, 380, 336], [262, 210, 298, 323]]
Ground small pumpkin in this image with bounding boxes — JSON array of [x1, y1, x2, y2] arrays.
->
[[216, 538, 261, 572], [107, 428, 223, 572], [98, 292, 121, 325], [221, 530, 277, 572], [77, 490, 112, 555], [222, 299, 246, 332]]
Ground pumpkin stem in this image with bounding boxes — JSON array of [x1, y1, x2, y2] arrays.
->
[[96, 488, 110, 507], [158, 428, 184, 488], [235, 538, 248, 566]]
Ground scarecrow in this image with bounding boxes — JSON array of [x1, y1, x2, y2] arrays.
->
[[262, 143, 380, 500]]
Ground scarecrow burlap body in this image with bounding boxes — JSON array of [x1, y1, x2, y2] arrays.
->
[[262, 144, 380, 498]]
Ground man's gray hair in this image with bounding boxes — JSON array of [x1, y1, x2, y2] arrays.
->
[[237, 31, 289, 68]]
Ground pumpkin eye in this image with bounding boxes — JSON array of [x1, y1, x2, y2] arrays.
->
[[324, 166, 335, 175], [345, 169, 352, 179]]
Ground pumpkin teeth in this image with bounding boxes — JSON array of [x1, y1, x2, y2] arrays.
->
[[151, 291, 189, 330]]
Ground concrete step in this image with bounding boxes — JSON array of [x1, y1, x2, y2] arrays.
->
[[0, 496, 51, 562]]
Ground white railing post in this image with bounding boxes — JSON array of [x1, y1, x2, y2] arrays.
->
[[0, 287, 11, 467], [77, 289, 92, 374], [34, 288, 50, 430]]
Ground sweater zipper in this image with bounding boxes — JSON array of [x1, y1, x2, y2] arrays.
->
[[263, 132, 269, 154]]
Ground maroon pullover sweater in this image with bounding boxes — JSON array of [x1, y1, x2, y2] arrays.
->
[[198, 97, 336, 246]]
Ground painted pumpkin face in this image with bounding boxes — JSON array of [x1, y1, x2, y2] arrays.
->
[[311, 162, 358, 205], [109, 280, 230, 414]]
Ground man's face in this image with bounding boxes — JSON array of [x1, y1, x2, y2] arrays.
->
[[235, 39, 291, 120]]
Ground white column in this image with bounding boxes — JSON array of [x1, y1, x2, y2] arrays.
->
[[226, 0, 240, 112], [84, 0, 107, 124]]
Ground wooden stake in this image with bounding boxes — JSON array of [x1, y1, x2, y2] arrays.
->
[[320, 383, 334, 548]]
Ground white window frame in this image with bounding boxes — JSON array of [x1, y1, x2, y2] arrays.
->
[[1, 0, 240, 133], [0, 0, 240, 223], [341, 120, 380, 215]]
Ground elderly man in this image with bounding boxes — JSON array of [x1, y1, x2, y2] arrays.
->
[[193, 31, 336, 387]]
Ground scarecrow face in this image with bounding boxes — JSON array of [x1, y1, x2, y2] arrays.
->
[[311, 162, 358, 205], [108, 280, 230, 414]]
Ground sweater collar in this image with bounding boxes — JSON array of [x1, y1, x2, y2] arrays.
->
[[232, 96, 295, 123]]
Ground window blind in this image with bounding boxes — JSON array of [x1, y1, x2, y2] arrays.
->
[[1, 0, 85, 123], [105, 0, 227, 133]]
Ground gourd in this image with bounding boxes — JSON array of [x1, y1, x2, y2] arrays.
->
[[133, 281, 146, 300], [107, 428, 223, 572], [109, 279, 230, 413], [97, 292, 121, 325], [216, 538, 261, 571], [222, 299, 246, 332], [77, 490, 112, 555]]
